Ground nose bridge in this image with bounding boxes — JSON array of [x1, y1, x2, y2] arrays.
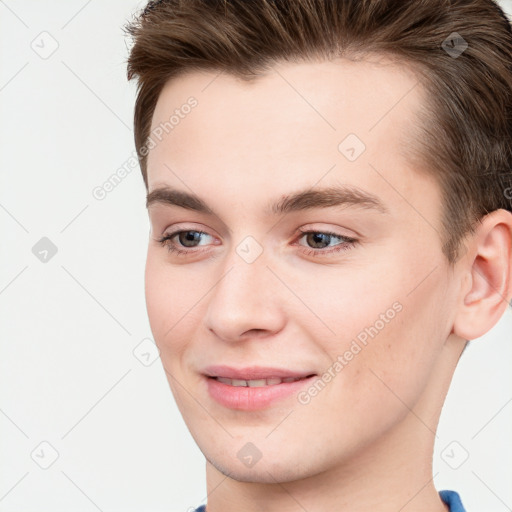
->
[[203, 242, 285, 341]]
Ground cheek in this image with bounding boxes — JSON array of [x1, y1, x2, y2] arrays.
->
[[310, 248, 451, 406], [348, 272, 449, 411], [144, 250, 214, 378], [144, 252, 191, 353], [144, 253, 170, 337]]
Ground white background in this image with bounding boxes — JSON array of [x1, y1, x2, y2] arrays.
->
[[0, 1, 511, 511]]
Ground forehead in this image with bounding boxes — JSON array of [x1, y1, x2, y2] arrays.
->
[[146, 56, 434, 219], [152, 56, 421, 132]]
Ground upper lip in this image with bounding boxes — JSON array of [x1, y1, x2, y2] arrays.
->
[[202, 365, 316, 380]]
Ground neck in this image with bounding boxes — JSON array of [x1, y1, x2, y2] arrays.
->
[[204, 418, 448, 512]]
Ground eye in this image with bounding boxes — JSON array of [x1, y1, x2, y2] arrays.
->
[[296, 229, 358, 256], [156, 228, 358, 258], [157, 230, 214, 256]]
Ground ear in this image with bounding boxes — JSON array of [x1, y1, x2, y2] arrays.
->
[[452, 209, 512, 341]]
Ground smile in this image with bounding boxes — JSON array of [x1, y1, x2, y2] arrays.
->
[[212, 376, 308, 387]]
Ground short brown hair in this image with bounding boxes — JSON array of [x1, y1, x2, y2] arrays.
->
[[124, 0, 512, 264]]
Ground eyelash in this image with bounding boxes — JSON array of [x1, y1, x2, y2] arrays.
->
[[156, 229, 358, 257]]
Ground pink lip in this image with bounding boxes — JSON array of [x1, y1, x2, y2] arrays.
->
[[202, 365, 316, 411], [202, 364, 315, 380]]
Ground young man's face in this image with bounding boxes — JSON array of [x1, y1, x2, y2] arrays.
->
[[144, 58, 463, 483]]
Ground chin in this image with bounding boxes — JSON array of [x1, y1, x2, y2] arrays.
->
[[206, 452, 319, 484]]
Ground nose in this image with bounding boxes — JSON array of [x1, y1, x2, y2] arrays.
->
[[203, 251, 286, 342]]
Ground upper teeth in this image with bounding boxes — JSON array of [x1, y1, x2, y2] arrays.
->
[[215, 376, 304, 387]]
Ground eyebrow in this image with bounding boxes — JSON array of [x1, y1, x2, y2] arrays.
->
[[146, 184, 389, 216]]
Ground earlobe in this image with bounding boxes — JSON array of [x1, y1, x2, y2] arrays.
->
[[452, 209, 512, 341]]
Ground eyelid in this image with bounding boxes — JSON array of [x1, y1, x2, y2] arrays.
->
[[296, 222, 360, 239], [295, 228, 356, 243], [158, 222, 218, 239]]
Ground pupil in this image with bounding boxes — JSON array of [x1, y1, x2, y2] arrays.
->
[[308, 233, 329, 248], [180, 231, 200, 247]]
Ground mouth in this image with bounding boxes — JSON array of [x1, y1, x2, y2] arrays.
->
[[207, 375, 315, 387], [203, 368, 317, 410]]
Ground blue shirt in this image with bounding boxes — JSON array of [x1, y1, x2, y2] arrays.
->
[[440, 490, 466, 511], [193, 490, 466, 511]]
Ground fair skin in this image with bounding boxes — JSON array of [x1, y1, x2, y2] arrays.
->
[[144, 57, 512, 512]]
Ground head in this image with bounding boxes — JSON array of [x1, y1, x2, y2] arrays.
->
[[125, 0, 512, 486]]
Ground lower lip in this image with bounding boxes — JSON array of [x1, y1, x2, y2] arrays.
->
[[205, 375, 316, 410]]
